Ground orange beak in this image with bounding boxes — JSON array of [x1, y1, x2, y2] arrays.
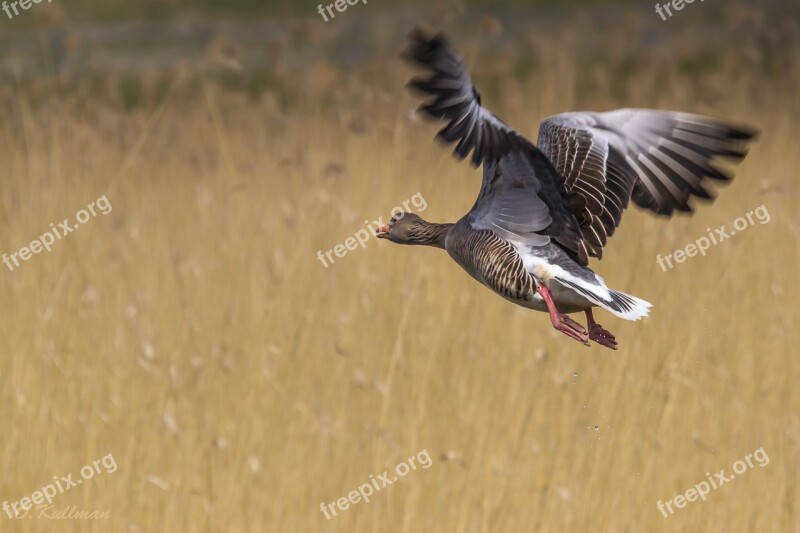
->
[[375, 225, 390, 238]]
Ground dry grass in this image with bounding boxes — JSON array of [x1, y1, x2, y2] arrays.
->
[[0, 3, 798, 532]]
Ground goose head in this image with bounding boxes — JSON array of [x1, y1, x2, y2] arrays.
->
[[375, 213, 451, 248]]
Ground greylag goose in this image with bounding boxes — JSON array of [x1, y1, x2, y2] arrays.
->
[[377, 29, 757, 349]]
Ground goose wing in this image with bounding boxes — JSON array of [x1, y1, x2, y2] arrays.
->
[[537, 110, 758, 260], [404, 28, 585, 260]]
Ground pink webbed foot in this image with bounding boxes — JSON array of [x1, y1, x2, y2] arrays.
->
[[555, 313, 590, 345], [585, 309, 618, 350]]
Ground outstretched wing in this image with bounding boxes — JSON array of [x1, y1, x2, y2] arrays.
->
[[404, 28, 585, 261], [537, 110, 758, 260], [404, 28, 526, 167]]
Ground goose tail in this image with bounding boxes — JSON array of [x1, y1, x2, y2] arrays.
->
[[553, 276, 652, 321]]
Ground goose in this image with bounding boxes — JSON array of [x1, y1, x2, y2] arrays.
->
[[376, 29, 758, 349]]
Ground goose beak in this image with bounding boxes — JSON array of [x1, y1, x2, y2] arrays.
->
[[375, 225, 390, 239]]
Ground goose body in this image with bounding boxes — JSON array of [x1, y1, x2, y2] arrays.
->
[[446, 221, 593, 314], [377, 29, 757, 348], [443, 217, 648, 318]]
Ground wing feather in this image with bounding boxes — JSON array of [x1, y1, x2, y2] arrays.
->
[[404, 28, 585, 260], [537, 109, 758, 258], [405, 29, 758, 264]]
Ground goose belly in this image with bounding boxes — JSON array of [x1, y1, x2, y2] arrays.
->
[[446, 228, 539, 305], [516, 281, 594, 314]]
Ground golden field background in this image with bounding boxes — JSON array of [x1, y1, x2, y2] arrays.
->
[[0, 1, 798, 531]]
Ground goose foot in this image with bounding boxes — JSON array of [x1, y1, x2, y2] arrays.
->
[[585, 309, 618, 350], [555, 314, 590, 345], [536, 283, 589, 346]]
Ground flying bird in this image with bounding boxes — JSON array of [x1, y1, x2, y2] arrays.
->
[[376, 29, 757, 349]]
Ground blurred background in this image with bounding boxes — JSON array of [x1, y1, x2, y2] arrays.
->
[[0, 0, 798, 531]]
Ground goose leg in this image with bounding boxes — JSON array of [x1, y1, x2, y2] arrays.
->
[[536, 283, 589, 345], [585, 308, 618, 350]]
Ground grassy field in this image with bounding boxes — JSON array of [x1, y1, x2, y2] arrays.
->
[[0, 1, 798, 531]]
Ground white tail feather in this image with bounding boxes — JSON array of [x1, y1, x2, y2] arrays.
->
[[554, 276, 652, 321]]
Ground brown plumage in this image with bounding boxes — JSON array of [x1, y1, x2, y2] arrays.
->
[[379, 213, 537, 303], [376, 29, 758, 349]]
